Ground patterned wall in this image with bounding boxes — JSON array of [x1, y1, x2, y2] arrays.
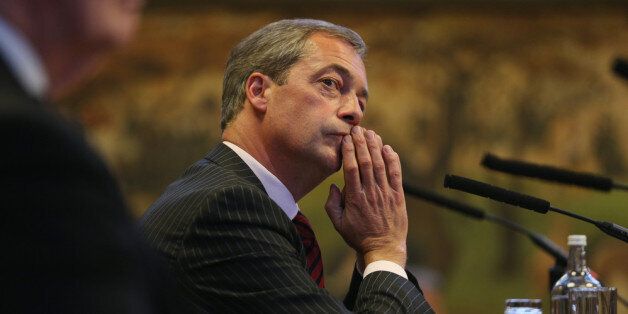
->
[[62, 4, 628, 313]]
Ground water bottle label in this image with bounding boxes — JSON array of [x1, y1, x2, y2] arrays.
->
[[505, 307, 542, 314]]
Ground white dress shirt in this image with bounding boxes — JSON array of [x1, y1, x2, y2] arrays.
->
[[223, 141, 407, 279], [0, 16, 48, 98]]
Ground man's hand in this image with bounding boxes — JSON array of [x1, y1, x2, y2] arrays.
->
[[325, 126, 408, 268]]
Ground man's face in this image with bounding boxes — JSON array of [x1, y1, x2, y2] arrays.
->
[[263, 32, 368, 175]]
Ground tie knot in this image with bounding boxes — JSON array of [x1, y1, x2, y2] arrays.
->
[[293, 211, 314, 238]]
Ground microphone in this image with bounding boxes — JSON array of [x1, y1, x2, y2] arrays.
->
[[443, 174, 628, 243], [481, 153, 628, 192], [402, 182, 567, 266], [444, 174, 550, 213], [613, 58, 628, 81]]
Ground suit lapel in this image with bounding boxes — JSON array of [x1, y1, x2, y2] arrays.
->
[[204, 143, 266, 193]]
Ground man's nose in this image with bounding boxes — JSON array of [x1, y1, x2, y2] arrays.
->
[[338, 95, 363, 126]]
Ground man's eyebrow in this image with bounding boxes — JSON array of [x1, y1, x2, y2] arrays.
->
[[312, 64, 369, 101]]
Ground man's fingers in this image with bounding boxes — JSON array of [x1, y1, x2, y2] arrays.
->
[[365, 130, 387, 188], [382, 145, 403, 192], [342, 134, 361, 194], [324, 184, 343, 231], [351, 127, 375, 187], [376, 134, 383, 149]]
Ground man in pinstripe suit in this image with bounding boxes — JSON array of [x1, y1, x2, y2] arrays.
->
[[141, 19, 434, 313]]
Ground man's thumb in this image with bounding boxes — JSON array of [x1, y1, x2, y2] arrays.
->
[[324, 184, 343, 230]]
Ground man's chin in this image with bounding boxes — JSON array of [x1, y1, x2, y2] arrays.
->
[[309, 147, 342, 175], [317, 153, 342, 175], [329, 154, 343, 173]]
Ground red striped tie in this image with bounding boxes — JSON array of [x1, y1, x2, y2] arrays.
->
[[292, 211, 324, 288]]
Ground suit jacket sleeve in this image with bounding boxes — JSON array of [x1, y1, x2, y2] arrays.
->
[[170, 184, 434, 313], [344, 265, 425, 311]]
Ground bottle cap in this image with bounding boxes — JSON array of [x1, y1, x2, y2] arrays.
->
[[568, 234, 587, 246]]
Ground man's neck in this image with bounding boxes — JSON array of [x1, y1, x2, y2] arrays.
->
[[222, 126, 325, 201]]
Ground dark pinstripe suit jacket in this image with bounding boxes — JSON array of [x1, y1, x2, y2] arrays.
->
[[141, 143, 434, 313], [0, 57, 179, 313]]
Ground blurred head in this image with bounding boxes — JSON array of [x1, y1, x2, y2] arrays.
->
[[220, 18, 367, 130], [59, 0, 144, 49], [0, 0, 145, 99]]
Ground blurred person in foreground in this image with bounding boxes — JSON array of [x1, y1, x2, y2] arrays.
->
[[0, 0, 179, 312], [141, 19, 434, 313]]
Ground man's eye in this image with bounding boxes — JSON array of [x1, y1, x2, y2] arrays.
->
[[321, 78, 338, 88]]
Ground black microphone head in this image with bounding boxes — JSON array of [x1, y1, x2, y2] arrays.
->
[[612, 58, 628, 81], [444, 174, 550, 214], [481, 153, 501, 169], [481, 153, 613, 192]]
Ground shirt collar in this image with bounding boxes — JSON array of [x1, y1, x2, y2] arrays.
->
[[223, 141, 300, 220], [0, 16, 49, 99]]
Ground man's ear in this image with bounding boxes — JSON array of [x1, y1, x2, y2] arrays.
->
[[245, 72, 271, 113]]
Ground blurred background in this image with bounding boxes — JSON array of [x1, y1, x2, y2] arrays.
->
[[60, 1, 628, 313]]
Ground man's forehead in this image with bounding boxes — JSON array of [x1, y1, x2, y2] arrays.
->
[[304, 32, 362, 57], [302, 34, 367, 76]]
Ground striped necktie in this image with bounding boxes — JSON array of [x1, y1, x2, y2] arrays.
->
[[292, 211, 324, 288]]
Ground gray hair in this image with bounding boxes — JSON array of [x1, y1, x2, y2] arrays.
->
[[220, 18, 367, 130]]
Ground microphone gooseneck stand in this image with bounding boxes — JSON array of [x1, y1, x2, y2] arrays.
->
[[482, 153, 628, 192], [443, 174, 628, 243], [402, 182, 567, 291], [442, 174, 628, 307]]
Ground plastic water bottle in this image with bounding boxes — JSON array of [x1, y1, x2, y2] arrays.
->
[[550, 235, 601, 314]]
